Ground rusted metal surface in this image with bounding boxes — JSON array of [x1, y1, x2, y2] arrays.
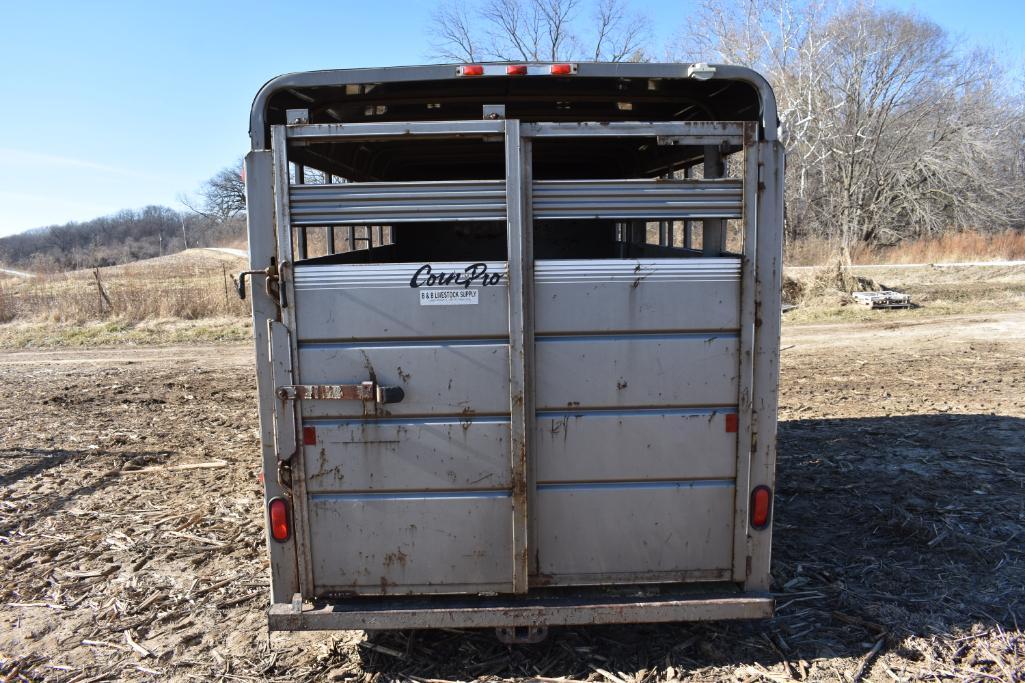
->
[[277, 382, 406, 404], [268, 590, 774, 631], [279, 382, 373, 401]]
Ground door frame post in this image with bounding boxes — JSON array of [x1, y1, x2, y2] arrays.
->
[[505, 119, 535, 593], [271, 125, 316, 597]]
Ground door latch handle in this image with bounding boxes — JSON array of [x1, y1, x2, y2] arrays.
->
[[236, 265, 279, 301]]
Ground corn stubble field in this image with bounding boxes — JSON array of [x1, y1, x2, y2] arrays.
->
[[1, 240, 1024, 681]]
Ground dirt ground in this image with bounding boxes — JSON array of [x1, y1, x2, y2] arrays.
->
[[1, 312, 1023, 681]]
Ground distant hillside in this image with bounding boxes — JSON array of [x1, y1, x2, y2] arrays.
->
[[0, 207, 245, 272]]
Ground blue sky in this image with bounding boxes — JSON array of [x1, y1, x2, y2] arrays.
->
[[0, 0, 1022, 237]]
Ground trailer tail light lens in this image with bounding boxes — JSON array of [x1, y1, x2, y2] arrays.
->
[[550, 63, 574, 75], [506, 64, 527, 75], [459, 64, 484, 76], [302, 425, 317, 445], [725, 413, 738, 433], [269, 498, 290, 542], [751, 486, 772, 529]]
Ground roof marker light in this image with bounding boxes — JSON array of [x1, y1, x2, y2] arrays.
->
[[550, 63, 574, 75], [459, 64, 484, 76], [506, 65, 527, 75]]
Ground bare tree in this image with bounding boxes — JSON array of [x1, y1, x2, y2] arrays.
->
[[431, 1, 482, 61], [429, 0, 650, 63], [181, 158, 247, 224], [678, 0, 1025, 278], [592, 0, 649, 61]]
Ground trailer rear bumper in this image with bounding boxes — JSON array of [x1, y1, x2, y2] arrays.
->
[[268, 587, 774, 631]]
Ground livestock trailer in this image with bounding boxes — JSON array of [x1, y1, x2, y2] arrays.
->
[[243, 61, 783, 640]]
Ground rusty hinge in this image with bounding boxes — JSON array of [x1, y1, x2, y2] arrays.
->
[[276, 382, 405, 404]]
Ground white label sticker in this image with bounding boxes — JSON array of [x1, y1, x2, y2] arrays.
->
[[419, 288, 479, 306]]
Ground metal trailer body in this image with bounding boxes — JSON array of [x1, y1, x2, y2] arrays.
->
[[244, 62, 784, 634]]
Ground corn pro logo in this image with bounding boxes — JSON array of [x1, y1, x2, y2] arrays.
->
[[410, 263, 501, 306], [409, 263, 502, 289]]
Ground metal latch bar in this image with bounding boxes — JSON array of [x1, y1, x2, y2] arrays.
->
[[276, 382, 405, 404]]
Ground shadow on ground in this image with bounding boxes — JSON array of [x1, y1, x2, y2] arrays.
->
[[0, 447, 175, 536], [343, 413, 1024, 680]]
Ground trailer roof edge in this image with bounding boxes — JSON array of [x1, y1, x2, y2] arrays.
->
[[249, 62, 779, 151]]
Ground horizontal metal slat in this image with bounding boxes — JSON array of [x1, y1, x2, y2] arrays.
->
[[533, 179, 743, 220], [286, 120, 507, 143], [289, 180, 507, 225], [522, 121, 746, 144], [534, 258, 741, 283], [288, 178, 743, 225]]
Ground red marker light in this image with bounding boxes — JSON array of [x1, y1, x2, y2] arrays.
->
[[751, 486, 772, 529], [725, 413, 738, 433], [506, 65, 527, 75], [269, 498, 290, 542], [302, 425, 317, 445], [460, 64, 484, 76], [550, 63, 573, 75]]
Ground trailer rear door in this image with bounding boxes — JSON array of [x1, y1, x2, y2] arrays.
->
[[269, 120, 754, 598]]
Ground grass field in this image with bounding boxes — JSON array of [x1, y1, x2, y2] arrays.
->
[[0, 249, 249, 346], [0, 249, 247, 325]]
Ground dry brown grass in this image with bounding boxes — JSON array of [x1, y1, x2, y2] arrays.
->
[[786, 230, 1025, 266], [0, 249, 248, 324], [869, 229, 1025, 264], [0, 281, 15, 324]]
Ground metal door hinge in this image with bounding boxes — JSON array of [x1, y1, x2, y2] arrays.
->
[[276, 382, 405, 404]]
